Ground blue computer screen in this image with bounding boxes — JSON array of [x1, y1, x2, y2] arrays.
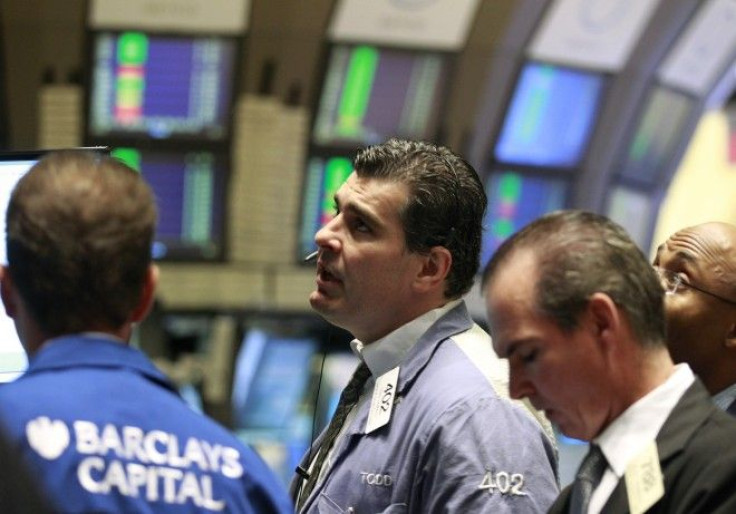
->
[[618, 86, 693, 186], [481, 171, 569, 266], [111, 147, 228, 261], [605, 184, 657, 251], [88, 31, 237, 141], [297, 154, 354, 260], [230, 326, 319, 485], [0, 154, 36, 382], [494, 62, 605, 169], [231, 328, 317, 431]]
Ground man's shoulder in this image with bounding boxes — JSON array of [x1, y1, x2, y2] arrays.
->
[[659, 383, 736, 472], [0, 368, 247, 450]]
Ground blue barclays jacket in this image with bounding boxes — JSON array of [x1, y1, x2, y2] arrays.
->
[[291, 302, 559, 513], [0, 335, 293, 514]]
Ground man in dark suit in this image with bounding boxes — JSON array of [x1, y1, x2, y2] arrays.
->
[[653, 222, 736, 415], [482, 210, 736, 513]]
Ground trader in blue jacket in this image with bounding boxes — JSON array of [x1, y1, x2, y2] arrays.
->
[[0, 150, 293, 514], [291, 138, 559, 513]]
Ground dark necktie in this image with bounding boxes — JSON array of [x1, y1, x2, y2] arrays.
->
[[569, 444, 607, 514], [727, 398, 736, 417], [297, 362, 372, 510]]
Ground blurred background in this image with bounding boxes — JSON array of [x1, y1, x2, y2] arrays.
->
[[1, 0, 735, 486]]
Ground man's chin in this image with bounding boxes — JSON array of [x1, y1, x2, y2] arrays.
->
[[309, 294, 350, 328], [309, 291, 338, 316]]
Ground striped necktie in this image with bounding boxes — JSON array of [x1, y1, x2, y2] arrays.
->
[[569, 444, 607, 514], [297, 362, 371, 510]]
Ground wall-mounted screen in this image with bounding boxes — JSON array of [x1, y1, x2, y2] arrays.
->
[[481, 170, 569, 266], [0, 154, 37, 382], [0, 20, 7, 150], [111, 147, 228, 261], [231, 319, 316, 486], [231, 329, 317, 432], [728, 105, 736, 164], [605, 184, 657, 251], [88, 31, 237, 142], [297, 153, 353, 259], [229, 313, 355, 486], [312, 44, 450, 147], [618, 86, 694, 186], [494, 62, 606, 169], [0, 149, 108, 382]]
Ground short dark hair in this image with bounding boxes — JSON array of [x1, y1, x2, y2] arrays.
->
[[354, 138, 487, 298], [482, 210, 666, 347], [6, 150, 157, 336]]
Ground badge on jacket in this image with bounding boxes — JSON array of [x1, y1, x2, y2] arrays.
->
[[366, 366, 399, 434], [624, 441, 664, 514]]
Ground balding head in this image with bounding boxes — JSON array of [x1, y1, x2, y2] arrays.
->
[[654, 221, 736, 395]]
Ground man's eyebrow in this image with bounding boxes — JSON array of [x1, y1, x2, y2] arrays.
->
[[655, 242, 695, 265], [674, 249, 696, 263], [338, 199, 382, 228], [498, 338, 531, 359]]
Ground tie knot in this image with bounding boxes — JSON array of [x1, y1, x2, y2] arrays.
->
[[342, 363, 372, 404]]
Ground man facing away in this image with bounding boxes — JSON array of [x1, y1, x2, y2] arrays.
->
[[483, 210, 736, 514], [653, 222, 736, 415], [291, 138, 559, 513], [0, 150, 293, 513]]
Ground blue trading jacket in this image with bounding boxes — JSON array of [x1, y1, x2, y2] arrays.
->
[[0, 335, 293, 514], [292, 302, 559, 513]]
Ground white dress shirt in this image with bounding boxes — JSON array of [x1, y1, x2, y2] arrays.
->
[[587, 364, 695, 514]]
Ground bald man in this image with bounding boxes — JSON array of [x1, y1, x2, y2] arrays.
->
[[653, 222, 736, 415]]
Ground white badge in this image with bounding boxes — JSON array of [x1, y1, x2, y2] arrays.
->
[[624, 441, 665, 514], [365, 366, 399, 434]]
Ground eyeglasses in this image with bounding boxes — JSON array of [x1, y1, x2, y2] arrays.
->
[[653, 266, 736, 306]]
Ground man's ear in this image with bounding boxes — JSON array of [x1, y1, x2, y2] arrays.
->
[[724, 316, 736, 351], [131, 264, 159, 323], [413, 246, 452, 293], [586, 292, 621, 350], [0, 266, 17, 319]]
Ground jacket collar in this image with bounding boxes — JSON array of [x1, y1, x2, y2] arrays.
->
[[25, 334, 178, 394], [346, 301, 473, 438], [600, 379, 716, 513]]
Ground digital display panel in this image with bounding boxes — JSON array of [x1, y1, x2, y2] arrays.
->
[[494, 62, 605, 169], [111, 147, 228, 261], [312, 44, 450, 147], [230, 315, 357, 486], [88, 31, 237, 141], [618, 86, 694, 186], [481, 171, 569, 266], [297, 154, 353, 259], [230, 324, 318, 486], [0, 154, 36, 382], [605, 184, 657, 251], [231, 328, 317, 431]]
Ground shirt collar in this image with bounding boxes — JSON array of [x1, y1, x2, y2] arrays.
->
[[351, 299, 463, 377], [713, 381, 736, 411], [594, 363, 695, 477]]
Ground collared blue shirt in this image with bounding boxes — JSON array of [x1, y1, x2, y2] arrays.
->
[[0, 335, 293, 514], [293, 302, 559, 513]]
